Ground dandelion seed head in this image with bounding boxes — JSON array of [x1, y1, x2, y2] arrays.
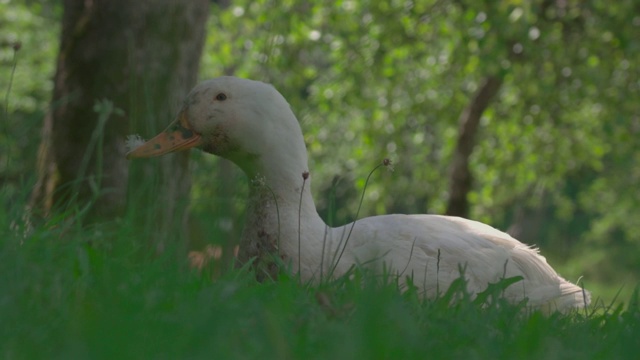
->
[[125, 134, 146, 152], [383, 158, 394, 172], [251, 174, 267, 187]]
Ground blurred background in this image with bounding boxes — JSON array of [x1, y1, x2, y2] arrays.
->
[[1, 0, 638, 304]]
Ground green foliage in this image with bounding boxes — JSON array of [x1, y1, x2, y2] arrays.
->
[[0, 0, 60, 198], [1, 210, 639, 358]]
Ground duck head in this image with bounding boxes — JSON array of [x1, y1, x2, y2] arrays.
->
[[127, 76, 308, 179]]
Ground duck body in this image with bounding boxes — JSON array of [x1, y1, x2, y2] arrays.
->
[[128, 76, 590, 312]]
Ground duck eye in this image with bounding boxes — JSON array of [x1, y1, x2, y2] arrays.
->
[[215, 93, 227, 101]]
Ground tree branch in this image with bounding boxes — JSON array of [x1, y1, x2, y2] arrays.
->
[[446, 75, 503, 218]]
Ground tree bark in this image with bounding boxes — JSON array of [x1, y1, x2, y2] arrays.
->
[[30, 0, 209, 236], [445, 76, 502, 218]]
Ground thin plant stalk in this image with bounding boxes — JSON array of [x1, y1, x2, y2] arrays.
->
[[330, 160, 389, 277], [298, 171, 309, 277], [3, 44, 19, 122]]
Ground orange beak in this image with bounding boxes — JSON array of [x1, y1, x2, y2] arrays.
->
[[126, 110, 202, 159]]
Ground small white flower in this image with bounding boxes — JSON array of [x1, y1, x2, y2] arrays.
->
[[251, 174, 267, 186], [125, 134, 146, 152], [251, 174, 266, 187]]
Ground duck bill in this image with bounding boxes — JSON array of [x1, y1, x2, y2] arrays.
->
[[126, 111, 202, 159]]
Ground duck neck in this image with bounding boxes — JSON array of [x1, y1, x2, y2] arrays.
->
[[237, 164, 328, 279]]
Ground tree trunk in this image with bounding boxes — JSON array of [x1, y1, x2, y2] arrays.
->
[[445, 76, 502, 218], [30, 0, 209, 238]]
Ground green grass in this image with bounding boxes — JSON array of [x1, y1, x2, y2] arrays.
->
[[1, 203, 640, 360]]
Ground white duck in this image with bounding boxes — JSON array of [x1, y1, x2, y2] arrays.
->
[[127, 76, 590, 312]]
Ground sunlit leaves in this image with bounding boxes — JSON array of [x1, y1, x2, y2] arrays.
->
[[1, 0, 60, 197], [199, 1, 638, 252]]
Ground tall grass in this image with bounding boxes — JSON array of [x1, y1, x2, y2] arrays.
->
[[1, 187, 639, 359]]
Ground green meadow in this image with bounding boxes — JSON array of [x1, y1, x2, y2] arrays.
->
[[1, 197, 639, 359]]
